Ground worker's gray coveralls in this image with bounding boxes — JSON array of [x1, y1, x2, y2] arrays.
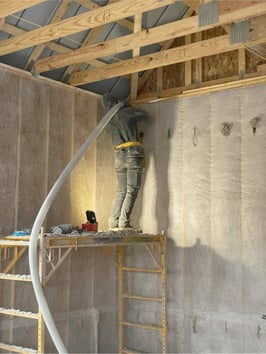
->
[[109, 107, 148, 229]]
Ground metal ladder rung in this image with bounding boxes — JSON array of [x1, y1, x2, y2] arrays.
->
[[0, 273, 32, 281], [122, 267, 161, 273], [122, 347, 147, 354], [121, 321, 162, 331], [0, 307, 38, 319], [123, 293, 161, 302], [0, 342, 37, 354]]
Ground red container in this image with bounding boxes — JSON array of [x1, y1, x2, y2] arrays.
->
[[82, 222, 98, 232]]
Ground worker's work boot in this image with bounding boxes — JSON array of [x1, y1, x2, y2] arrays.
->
[[119, 224, 142, 233]]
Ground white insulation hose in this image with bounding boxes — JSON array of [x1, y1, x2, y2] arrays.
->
[[29, 102, 123, 354]]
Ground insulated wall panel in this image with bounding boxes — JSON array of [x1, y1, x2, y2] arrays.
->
[[71, 92, 97, 226], [0, 64, 101, 353], [18, 77, 48, 230], [46, 85, 73, 228], [167, 99, 185, 354], [134, 82, 266, 354], [210, 89, 243, 353], [95, 103, 116, 231], [0, 69, 20, 234], [182, 95, 212, 353], [182, 95, 211, 247], [136, 104, 158, 233], [241, 85, 266, 352], [154, 102, 176, 234]]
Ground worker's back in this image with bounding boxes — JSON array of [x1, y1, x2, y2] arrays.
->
[[110, 107, 148, 147]]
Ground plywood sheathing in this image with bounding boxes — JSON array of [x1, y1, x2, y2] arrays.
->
[[138, 24, 265, 99]]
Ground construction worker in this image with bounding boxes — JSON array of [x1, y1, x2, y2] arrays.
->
[[102, 93, 149, 230]]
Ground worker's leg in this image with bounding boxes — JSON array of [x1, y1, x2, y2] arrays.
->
[[118, 154, 143, 229], [109, 152, 127, 228]]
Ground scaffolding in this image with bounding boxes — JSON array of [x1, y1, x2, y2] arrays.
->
[[0, 232, 167, 354]]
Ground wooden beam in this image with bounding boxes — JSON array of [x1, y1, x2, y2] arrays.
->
[[24, 0, 72, 70], [156, 67, 163, 97], [194, 32, 202, 86], [69, 16, 266, 86], [238, 49, 246, 78], [183, 0, 264, 16], [0, 18, 6, 29], [34, 2, 266, 73], [1, 22, 106, 70], [184, 0, 264, 60], [185, 35, 192, 86], [76, 0, 135, 31], [75, 0, 100, 10], [60, 0, 136, 82], [137, 8, 193, 92], [0, 0, 177, 56], [60, 25, 108, 82], [130, 13, 142, 101], [134, 74, 266, 104], [248, 43, 266, 60], [0, 0, 45, 18]]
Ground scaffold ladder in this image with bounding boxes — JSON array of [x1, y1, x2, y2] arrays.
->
[[0, 239, 44, 354], [0, 234, 70, 354], [117, 236, 167, 354]]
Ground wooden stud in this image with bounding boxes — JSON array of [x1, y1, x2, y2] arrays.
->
[[0, 0, 45, 18], [0, 0, 177, 56], [130, 13, 142, 101], [238, 48, 246, 78], [24, 0, 72, 69], [69, 19, 266, 86], [195, 32, 202, 86], [156, 67, 163, 98], [185, 35, 192, 86], [34, 3, 266, 74]]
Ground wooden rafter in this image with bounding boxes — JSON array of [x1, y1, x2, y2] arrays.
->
[[76, 0, 136, 31], [130, 13, 142, 101], [1, 21, 105, 69], [183, 0, 263, 16], [0, 0, 265, 100], [183, 0, 264, 59], [0, 0, 177, 56], [137, 7, 194, 92], [23, 0, 73, 70], [0, 18, 6, 29], [34, 2, 266, 74], [24, 0, 137, 73], [60, 0, 134, 82], [0, 0, 45, 18], [69, 15, 266, 86]]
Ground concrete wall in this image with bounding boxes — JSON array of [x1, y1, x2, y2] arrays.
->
[[126, 83, 266, 353]]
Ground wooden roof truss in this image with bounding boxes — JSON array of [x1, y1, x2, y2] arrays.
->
[[0, 0, 265, 103]]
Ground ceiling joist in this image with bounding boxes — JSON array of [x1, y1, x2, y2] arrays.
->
[[34, 2, 266, 74], [0, 0, 177, 56], [0, 0, 265, 100], [69, 15, 266, 86], [0, 0, 45, 19]]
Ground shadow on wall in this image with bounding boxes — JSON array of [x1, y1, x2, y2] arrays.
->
[[133, 103, 174, 233], [166, 237, 266, 354]]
